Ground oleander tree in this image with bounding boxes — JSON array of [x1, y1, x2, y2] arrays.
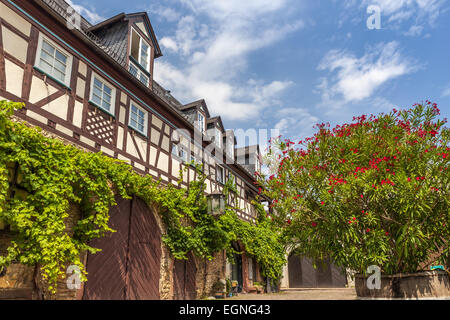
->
[[257, 102, 449, 275]]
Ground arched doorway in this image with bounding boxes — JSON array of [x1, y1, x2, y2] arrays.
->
[[82, 196, 162, 300]]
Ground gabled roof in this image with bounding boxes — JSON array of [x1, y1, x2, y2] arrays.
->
[[207, 116, 225, 133], [87, 12, 163, 59], [179, 99, 211, 118]]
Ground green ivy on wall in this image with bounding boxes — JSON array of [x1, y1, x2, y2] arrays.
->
[[0, 101, 286, 293]]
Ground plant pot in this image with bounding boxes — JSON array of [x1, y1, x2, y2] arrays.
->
[[355, 270, 450, 299], [214, 292, 225, 299]]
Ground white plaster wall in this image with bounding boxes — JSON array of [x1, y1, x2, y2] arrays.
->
[[4, 59, 23, 98], [0, 2, 31, 36]]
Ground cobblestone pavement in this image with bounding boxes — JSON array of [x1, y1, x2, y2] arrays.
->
[[228, 288, 358, 300]]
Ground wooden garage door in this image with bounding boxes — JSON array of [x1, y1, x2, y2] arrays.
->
[[127, 197, 161, 300], [288, 254, 302, 288], [82, 197, 131, 300], [173, 252, 197, 300], [288, 255, 347, 288], [83, 196, 161, 300]]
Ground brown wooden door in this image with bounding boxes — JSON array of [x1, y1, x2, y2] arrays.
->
[[288, 254, 303, 288], [173, 252, 197, 300], [83, 197, 131, 300], [316, 258, 333, 288], [83, 196, 161, 300], [127, 197, 161, 300], [288, 254, 347, 288]]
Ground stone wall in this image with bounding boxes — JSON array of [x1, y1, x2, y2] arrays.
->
[[0, 232, 35, 299], [194, 250, 227, 298]]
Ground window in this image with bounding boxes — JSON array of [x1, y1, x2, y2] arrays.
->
[[129, 61, 149, 86], [227, 172, 235, 185], [35, 34, 73, 86], [226, 139, 234, 159], [90, 74, 116, 115], [130, 28, 151, 72], [179, 147, 188, 163], [255, 155, 261, 173], [172, 144, 188, 162], [215, 128, 222, 148], [172, 144, 179, 157], [129, 103, 148, 135], [216, 166, 224, 184], [197, 113, 205, 133]]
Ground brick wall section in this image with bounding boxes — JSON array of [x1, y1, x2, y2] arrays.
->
[[0, 233, 35, 299]]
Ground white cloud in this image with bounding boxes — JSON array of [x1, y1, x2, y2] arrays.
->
[[66, 0, 104, 24], [317, 41, 418, 103], [160, 37, 179, 52], [361, 0, 445, 22], [147, 5, 182, 22], [442, 85, 450, 97], [154, 0, 304, 122], [344, 0, 446, 36], [273, 108, 319, 141], [404, 25, 424, 36]]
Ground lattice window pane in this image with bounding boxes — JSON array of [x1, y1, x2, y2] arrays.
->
[[39, 40, 68, 83], [91, 76, 114, 113], [129, 103, 147, 135]]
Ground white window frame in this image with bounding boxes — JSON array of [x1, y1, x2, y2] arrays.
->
[[35, 33, 73, 87], [215, 128, 222, 149], [216, 166, 225, 184], [172, 144, 179, 158], [89, 73, 116, 116], [128, 102, 148, 136], [255, 155, 260, 172], [172, 144, 189, 163], [130, 27, 151, 73], [129, 60, 149, 87], [226, 139, 234, 159], [197, 112, 205, 134]]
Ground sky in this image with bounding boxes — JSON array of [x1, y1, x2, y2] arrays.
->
[[68, 0, 450, 148]]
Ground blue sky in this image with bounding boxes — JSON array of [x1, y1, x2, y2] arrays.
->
[[69, 0, 450, 147]]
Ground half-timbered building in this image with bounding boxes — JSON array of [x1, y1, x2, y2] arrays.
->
[[0, 0, 266, 299]]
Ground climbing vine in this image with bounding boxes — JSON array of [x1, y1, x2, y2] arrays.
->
[[0, 101, 285, 293]]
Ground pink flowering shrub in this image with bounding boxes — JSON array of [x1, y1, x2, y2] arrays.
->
[[258, 102, 449, 274]]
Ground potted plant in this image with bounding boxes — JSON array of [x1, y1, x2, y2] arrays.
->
[[226, 279, 233, 297], [253, 282, 264, 294], [258, 102, 450, 299], [212, 280, 226, 299]]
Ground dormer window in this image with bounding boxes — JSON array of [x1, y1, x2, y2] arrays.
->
[[129, 28, 151, 86], [215, 128, 222, 149], [130, 28, 150, 71], [197, 113, 205, 134]]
